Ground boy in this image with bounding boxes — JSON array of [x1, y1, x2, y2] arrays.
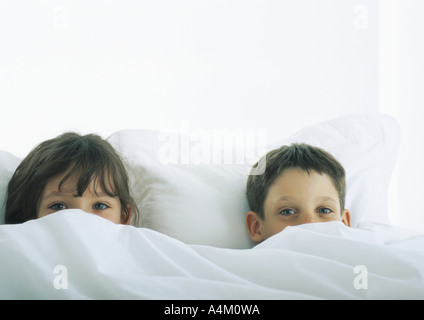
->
[[245, 143, 350, 243]]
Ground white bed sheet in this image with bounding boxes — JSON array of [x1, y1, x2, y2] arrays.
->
[[1, 210, 423, 299]]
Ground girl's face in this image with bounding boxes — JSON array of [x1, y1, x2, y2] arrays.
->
[[37, 171, 129, 224]]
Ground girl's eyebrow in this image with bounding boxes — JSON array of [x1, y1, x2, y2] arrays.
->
[[92, 192, 117, 198], [41, 190, 66, 200], [42, 189, 116, 200]]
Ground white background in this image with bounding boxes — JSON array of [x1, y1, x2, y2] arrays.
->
[[0, 0, 422, 231]]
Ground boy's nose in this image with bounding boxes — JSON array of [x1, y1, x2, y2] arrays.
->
[[303, 213, 319, 224]]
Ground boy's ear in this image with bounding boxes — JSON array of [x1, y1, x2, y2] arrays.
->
[[246, 211, 265, 243], [342, 209, 351, 227]]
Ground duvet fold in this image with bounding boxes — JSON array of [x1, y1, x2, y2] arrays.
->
[[1, 210, 423, 299]]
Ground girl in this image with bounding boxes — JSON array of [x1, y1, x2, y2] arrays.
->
[[5, 132, 138, 225]]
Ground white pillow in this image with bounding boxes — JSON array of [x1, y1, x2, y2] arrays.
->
[[109, 129, 254, 248], [109, 113, 400, 249], [0, 150, 21, 224]]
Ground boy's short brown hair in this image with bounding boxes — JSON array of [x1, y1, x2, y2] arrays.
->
[[5, 132, 138, 224], [246, 143, 346, 220]]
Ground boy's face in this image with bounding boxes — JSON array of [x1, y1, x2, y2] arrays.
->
[[246, 168, 350, 243], [37, 171, 131, 224]]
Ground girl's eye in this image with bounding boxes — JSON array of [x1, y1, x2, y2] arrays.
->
[[318, 207, 333, 214], [93, 203, 109, 210], [280, 208, 296, 216], [49, 203, 67, 211]]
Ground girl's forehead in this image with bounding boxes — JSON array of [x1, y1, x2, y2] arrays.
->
[[44, 170, 115, 196]]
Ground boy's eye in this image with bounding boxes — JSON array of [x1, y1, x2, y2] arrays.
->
[[317, 207, 333, 214], [49, 203, 67, 211], [280, 208, 296, 216], [93, 202, 110, 210]]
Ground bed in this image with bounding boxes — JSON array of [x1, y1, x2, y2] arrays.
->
[[1, 113, 424, 299]]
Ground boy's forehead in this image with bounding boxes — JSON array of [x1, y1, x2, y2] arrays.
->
[[268, 168, 339, 199]]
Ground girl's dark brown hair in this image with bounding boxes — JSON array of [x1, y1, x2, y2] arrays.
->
[[246, 143, 346, 220], [5, 132, 138, 224]]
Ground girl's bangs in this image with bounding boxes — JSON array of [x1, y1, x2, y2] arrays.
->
[[58, 160, 119, 198]]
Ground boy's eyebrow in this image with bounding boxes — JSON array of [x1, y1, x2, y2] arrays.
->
[[274, 196, 296, 203], [315, 196, 338, 203], [274, 196, 338, 203]]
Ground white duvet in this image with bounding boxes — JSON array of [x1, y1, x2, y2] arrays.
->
[[1, 210, 423, 299]]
